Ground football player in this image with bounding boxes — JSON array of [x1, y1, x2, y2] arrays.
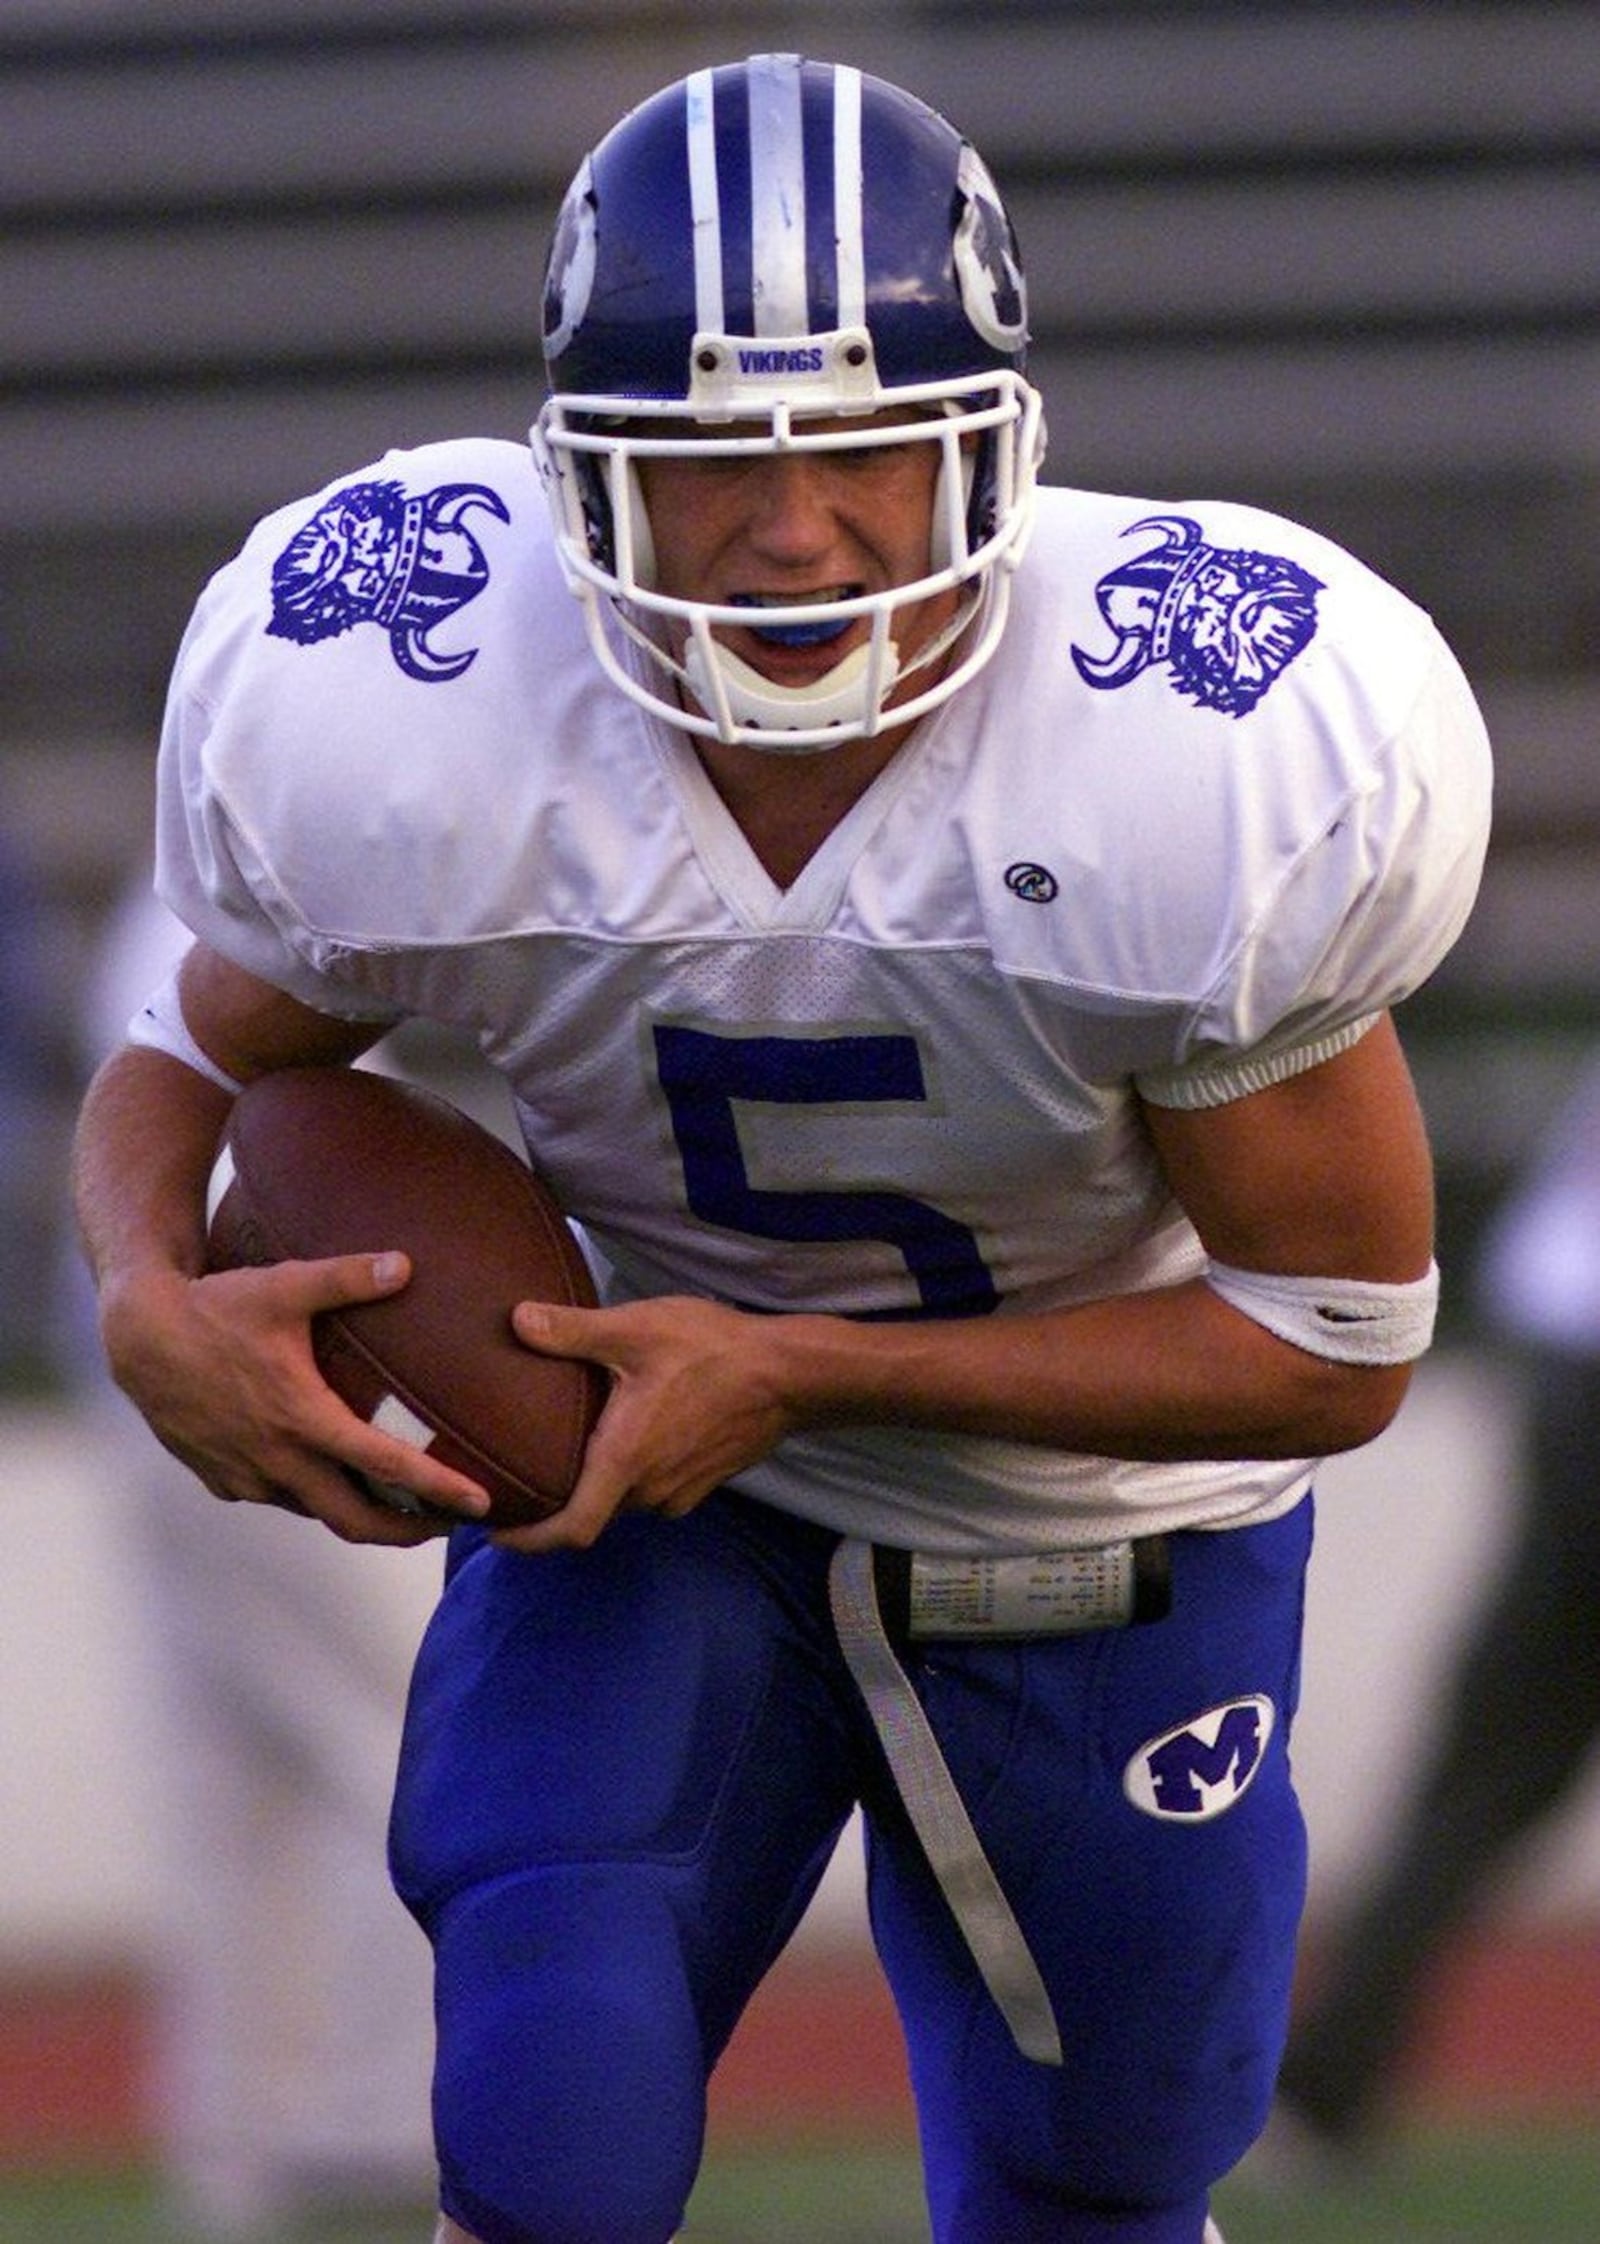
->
[[73, 54, 1492, 2244]]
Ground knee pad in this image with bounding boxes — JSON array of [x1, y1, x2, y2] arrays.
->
[[431, 1873, 705, 2244]]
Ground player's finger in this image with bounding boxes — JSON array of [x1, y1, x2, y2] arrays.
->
[[289, 1466, 451, 1546], [198, 1438, 451, 1547], [509, 1297, 613, 1362], [337, 1422, 491, 1523], [488, 1422, 631, 1553], [241, 1248, 415, 1315]]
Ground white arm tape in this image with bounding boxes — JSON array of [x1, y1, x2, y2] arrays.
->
[[126, 965, 246, 1097], [1204, 1258, 1441, 1366]]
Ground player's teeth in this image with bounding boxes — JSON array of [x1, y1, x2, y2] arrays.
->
[[736, 590, 850, 608]]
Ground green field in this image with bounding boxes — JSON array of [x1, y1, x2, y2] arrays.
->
[[5, 2129, 1600, 2243]]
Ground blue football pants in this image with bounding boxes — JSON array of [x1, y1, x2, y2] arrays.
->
[[389, 1489, 1312, 2244]]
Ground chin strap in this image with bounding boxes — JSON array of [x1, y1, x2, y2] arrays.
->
[[678, 582, 985, 752], [682, 636, 901, 749]]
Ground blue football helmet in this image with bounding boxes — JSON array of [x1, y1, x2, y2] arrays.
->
[[533, 53, 1046, 750]]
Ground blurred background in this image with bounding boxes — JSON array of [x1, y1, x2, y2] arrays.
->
[[2, 1, 1598, 2238]]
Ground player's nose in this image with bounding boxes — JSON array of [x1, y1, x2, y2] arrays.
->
[[744, 455, 838, 557]]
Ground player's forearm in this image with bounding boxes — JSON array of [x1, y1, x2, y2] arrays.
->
[[770, 1279, 1413, 1463], [72, 1042, 233, 1294]]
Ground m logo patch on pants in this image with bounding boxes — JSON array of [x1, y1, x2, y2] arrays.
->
[[1123, 1695, 1275, 1822]]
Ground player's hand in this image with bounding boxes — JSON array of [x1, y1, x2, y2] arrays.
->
[[501, 1294, 800, 1551], [98, 1255, 492, 1544]]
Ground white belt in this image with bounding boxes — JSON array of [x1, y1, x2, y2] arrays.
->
[[827, 1536, 1064, 2066]]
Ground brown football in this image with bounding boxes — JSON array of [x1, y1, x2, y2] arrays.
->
[[205, 1066, 605, 1527]]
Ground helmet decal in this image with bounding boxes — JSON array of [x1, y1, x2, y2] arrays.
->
[[953, 145, 1028, 353], [265, 478, 510, 684], [542, 156, 597, 363]]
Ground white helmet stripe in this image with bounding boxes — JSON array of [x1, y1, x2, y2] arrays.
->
[[686, 58, 866, 341], [747, 54, 808, 335], [832, 65, 866, 328], [684, 69, 725, 334]]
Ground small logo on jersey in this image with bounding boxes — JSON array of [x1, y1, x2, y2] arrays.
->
[[953, 145, 1028, 352], [266, 478, 510, 682], [1072, 516, 1322, 718], [1005, 861, 1058, 904], [1123, 1694, 1275, 1823]]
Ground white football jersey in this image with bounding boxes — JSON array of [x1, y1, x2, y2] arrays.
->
[[155, 436, 1491, 1552]]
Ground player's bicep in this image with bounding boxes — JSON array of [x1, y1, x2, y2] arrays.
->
[[1142, 1013, 1435, 1281], [176, 941, 390, 1082]]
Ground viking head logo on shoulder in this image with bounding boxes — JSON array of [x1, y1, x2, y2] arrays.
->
[[267, 477, 511, 682], [1072, 515, 1323, 718]]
